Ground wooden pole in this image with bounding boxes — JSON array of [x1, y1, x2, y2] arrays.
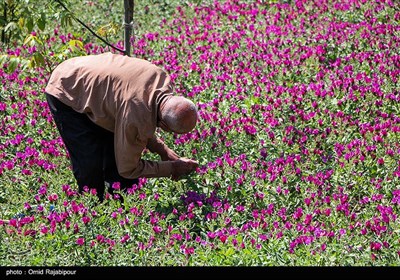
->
[[2, 3, 7, 44], [123, 0, 134, 56]]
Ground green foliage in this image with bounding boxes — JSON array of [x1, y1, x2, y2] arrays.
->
[[1, 1, 68, 44], [0, 0, 207, 73], [0, 0, 85, 73]]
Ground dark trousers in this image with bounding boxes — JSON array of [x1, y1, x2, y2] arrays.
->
[[45, 93, 138, 201]]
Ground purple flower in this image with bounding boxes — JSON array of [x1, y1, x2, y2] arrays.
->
[[153, 226, 162, 234], [120, 234, 130, 243], [76, 237, 85, 246], [81, 216, 90, 224]]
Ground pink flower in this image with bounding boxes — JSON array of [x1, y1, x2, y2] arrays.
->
[[76, 237, 85, 246], [48, 193, 58, 202], [153, 226, 162, 234], [112, 182, 120, 190], [24, 229, 37, 236], [120, 234, 130, 243], [219, 235, 227, 243], [96, 235, 105, 243], [40, 226, 48, 234], [9, 219, 17, 227], [81, 216, 91, 224], [235, 205, 245, 212], [370, 242, 382, 251]]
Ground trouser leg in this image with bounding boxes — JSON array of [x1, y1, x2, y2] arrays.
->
[[45, 93, 107, 201]]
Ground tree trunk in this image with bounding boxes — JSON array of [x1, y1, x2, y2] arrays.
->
[[123, 0, 134, 56]]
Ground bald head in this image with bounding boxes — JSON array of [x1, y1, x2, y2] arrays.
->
[[158, 96, 198, 134]]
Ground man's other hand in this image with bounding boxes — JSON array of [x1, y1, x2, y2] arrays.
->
[[171, 158, 199, 181]]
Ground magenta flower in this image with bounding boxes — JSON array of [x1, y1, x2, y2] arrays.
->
[[112, 182, 120, 190], [293, 208, 303, 220], [184, 247, 195, 255], [9, 219, 17, 227], [23, 202, 31, 210], [40, 226, 48, 234], [153, 226, 162, 234], [24, 229, 37, 236], [235, 205, 245, 212], [219, 235, 227, 243], [47, 193, 58, 202], [120, 234, 130, 243], [96, 235, 105, 243], [81, 216, 91, 224], [76, 237, 85, 246]]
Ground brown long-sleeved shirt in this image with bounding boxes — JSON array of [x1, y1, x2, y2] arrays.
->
[[45, 52, 173, 179]]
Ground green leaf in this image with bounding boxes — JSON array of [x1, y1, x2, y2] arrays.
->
[[23, 34, 34, 46], [26, 17, 34, 33], [45, 234, 55, 241], [0, 55, 8, 68], [7, 57, 19, 73], [37, 13, 46, 31], [33, 53, 45, 68], [69, 39, 83, 50], [223, 247, 235, 257], [4, 21, 17, 32], [61, 235, 69, 241]]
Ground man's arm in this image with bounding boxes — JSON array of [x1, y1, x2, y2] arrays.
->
[[146, 134, 199, 180], [146, 134, 179, 161], [116, 122, 197, 180]]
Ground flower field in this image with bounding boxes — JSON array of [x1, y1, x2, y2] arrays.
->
[[0, 0, 400, 266]]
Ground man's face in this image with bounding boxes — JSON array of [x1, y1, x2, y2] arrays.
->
[[157, 119, 172, 132]]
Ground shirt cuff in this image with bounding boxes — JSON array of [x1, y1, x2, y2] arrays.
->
[[157, 161, 173, 177]]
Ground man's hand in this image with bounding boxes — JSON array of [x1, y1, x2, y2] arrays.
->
[[171, 158, 198, 181]]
